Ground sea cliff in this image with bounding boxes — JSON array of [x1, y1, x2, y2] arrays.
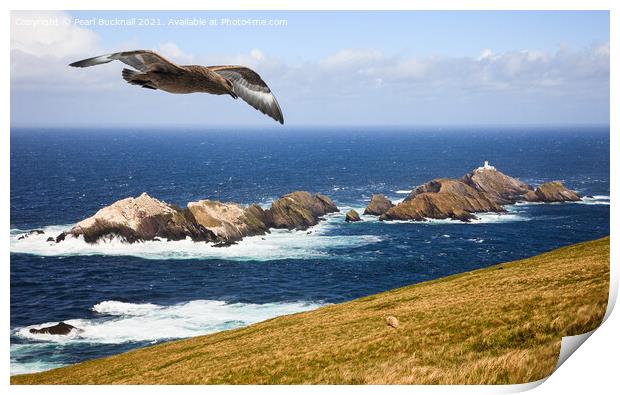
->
[[11, 237, 609, 384]]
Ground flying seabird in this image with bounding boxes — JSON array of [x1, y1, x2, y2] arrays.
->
[[69, 50, 284, 124]]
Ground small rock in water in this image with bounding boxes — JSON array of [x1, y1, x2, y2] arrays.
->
[[46, 237, 55, 242], [20, 229, 45, 239], [386, 316, 399, 328], [345, 209, 362, 222], [212, 240, 238, 248], [29, 322, 78, 336]]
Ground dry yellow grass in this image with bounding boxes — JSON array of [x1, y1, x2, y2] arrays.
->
[[12, 236, 610, 385]]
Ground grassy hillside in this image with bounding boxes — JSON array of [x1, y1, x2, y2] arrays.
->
[[12, 237, 609, 385]]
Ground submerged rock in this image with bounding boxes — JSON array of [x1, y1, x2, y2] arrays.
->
[[212, 240, 239, 248], [17, 229, 45, 240], [364, 194, 394, 216], [29, 322, 78, 336], [345, 209, 362, 222]]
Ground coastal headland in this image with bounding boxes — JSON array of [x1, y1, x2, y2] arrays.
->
[[11, 236, 609, 384]]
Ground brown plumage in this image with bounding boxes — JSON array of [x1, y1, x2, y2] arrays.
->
[[69, 50, 284, 124]]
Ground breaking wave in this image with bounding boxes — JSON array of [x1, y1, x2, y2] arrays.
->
[[382, 207, 530, 225], [576, 195, 610, 205], [14, 299, 323, 345], [10, 214, 382, 261], [11, 298, 323, 375], [515, 195, 610, 206]]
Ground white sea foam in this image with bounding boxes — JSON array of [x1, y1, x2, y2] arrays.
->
[[11, 298, 323, 375], [337, 204, 381, 223], [10, 214, 382, 261], [515, 195, 610, 206], [92, 301, 160, 316], [395, 190, 411, 194], [575, 195, 610, 205], [471, 210, 530, 224], [383, 209, 529, 225], [14, 299, 324, 346], [338, 200, 530, 226]]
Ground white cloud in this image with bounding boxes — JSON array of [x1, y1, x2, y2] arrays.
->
[[313, 45, 609, 97], [10, 11, 121, 91], [11, 10, 608, 100], [11, 11, 99, 58], [9, 12, 609, 125], [158, 42, 195, 64], [477, 49, 495, 61], [593, 42, 610, 57], [250, 48, 265, 62], [319, 49, 384, 70]]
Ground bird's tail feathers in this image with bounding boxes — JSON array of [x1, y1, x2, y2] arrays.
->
[[122, 68, 157, 90], [121, 68, 140, 81]]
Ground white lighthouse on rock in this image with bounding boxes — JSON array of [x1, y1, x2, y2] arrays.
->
[[477, 160, 496, 172]]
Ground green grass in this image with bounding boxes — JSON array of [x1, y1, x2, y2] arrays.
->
[[12, 236, 610, 384]]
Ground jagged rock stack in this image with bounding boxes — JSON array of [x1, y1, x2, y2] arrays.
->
[[363, 194, 394, 216], [525, 181, 581, 203], [381, 178, 504, 222], [45, 161, 582, 245], [364, 161, 581, 223], [266, 191, 338, 230], [55, 191, 339, 245]]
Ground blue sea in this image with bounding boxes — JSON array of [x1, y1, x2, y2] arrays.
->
[[10, 126, 610, 375]]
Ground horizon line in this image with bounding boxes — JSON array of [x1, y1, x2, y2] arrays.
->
[[9, 123, 611, 130]]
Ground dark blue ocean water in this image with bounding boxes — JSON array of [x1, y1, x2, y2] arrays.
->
[[10, 127, 610, 374]]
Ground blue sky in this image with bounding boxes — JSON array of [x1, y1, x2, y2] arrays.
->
[[11, 10, 610, 127], [73, 11, 609, 59]]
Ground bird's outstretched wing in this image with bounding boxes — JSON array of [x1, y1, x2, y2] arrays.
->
[[69, 50, 184, 73], [209, 66, 284, 124]]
